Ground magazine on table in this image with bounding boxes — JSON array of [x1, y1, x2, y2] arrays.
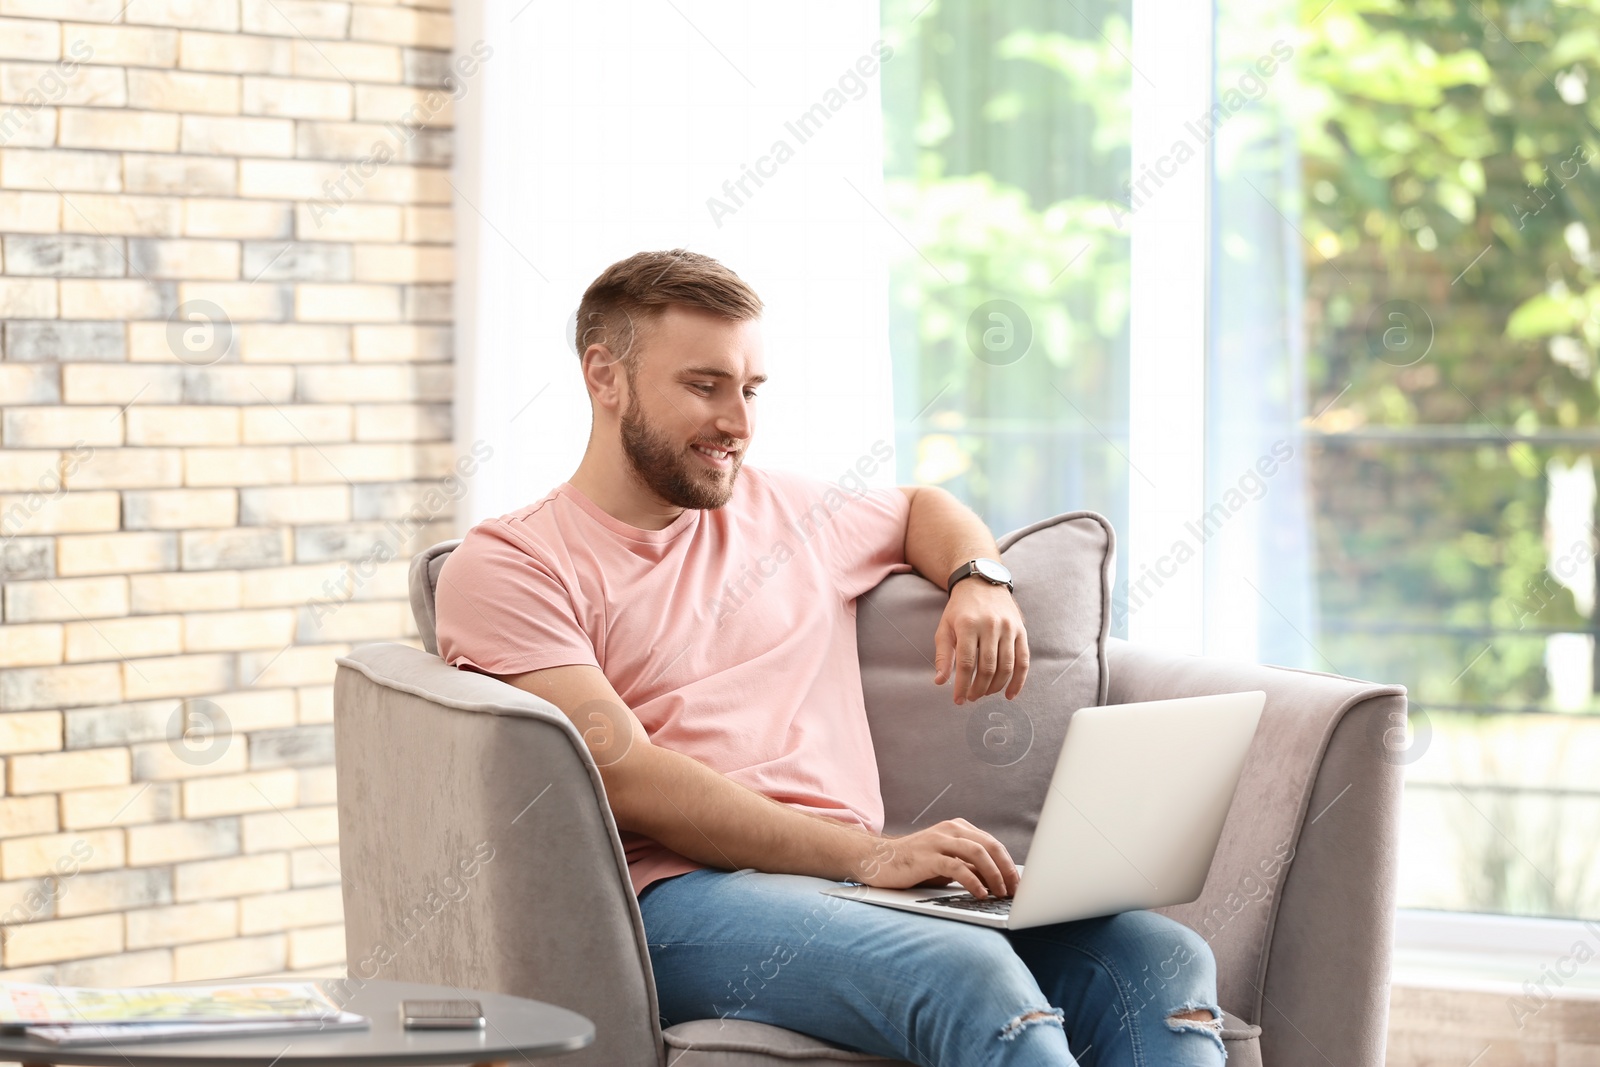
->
[[0, 980, 369, 1044]]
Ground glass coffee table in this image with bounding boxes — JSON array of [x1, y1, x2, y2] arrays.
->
[[0, 978, 593, 1066]]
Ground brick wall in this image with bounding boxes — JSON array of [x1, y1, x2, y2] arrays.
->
[[0, 0, 455, 985]]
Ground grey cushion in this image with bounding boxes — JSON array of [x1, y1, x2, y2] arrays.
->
[[856, 511, 1112, 862]]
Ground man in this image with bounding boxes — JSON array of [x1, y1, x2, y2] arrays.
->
[[434, 250, 1227, 1066]]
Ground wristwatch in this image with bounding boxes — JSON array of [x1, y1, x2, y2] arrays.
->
[[946, 557, 1013, 594]]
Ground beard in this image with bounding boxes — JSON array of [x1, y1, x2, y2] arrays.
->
[[619, 391, 743, 510]]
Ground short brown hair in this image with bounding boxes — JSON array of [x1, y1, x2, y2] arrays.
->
[[573, 249, 763, 376]]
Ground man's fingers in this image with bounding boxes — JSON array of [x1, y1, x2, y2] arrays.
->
[[933, 619, 954, 686], [944, 835, 1007, 899], [951, 628, 978, 705], [1005, 632, 1030, 700]]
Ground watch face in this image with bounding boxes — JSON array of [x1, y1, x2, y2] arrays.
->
[[974, 558, 1012, 584]]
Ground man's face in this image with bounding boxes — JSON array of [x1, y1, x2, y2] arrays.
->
[[615, 305, 766, 510]]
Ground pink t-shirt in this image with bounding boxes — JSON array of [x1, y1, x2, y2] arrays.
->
[[433, 465, 913, 895]]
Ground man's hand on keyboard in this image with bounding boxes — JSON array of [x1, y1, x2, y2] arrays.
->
[[851, 817, 1019, 900]]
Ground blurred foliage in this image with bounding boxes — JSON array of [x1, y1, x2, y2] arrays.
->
[[880, 0, 1133, 540], [1286, 0, 1600, 715]]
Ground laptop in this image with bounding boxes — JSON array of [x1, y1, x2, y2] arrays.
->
[[820, 690, 1266, 929]]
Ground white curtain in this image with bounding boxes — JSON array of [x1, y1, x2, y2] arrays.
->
[[453, 0, 895, 527]]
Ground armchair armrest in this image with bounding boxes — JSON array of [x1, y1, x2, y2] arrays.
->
[[1107, 637, 1407, 1067], [333, 642, 663, 1067]]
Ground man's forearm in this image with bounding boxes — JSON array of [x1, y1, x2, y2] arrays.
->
[[900, 485, 1002, 588], [605, 741, 879, 879]]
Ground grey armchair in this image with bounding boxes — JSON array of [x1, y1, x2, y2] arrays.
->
[[334, 511, 1406, 1067]]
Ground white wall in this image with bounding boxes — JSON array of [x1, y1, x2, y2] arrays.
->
[[453, 0, 896, 528]]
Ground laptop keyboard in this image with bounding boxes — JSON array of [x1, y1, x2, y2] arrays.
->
[[916, 893, 1013, 915]]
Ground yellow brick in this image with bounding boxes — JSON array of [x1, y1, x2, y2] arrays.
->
[[362, 163, 449, 205], [61, 364, 183, 406], [0, 711, 60, 754], [129, 736, 248, 781], [55, 946, 174, 985], [298, 765, 336, 805], [0, 662, 120, 712], [19, 476, 129, 535], [0, 625, 63, 669], [292, 39, 398, 82], [3, 912, 122, 967], [240, 0, 348, 38], [61, 781, 179, 829], [0, 147, 119, 192], [287, 922, 343, 968], [240, 404, 351, 444], [0, 828, 124, 881], [122, 0, 239, 32], [126, 900, 237, 949], [295, 283, 401, 323], [5, 0, 120, 19], [242, 75, 351, 120], [127, 68, 239, 114], [126, 407, 240, 446], [185, 197, 292, 239], [351, 243, 452, 283], [295, 201, 401, 243], [238, 643, 347, 688], [289, 844, 338, 887], [2, 574, 128, 621], [124, 152, 235, 196], [297, 685, 332, 725], [180, 113, 293, 156], [179, 30, 292, 75], [403, 205, 450, 244], [58, 527, 176, 572], [59, 192, 182, 236], [126, 816, 237, 866], [172, 931, 283, 981], [130, 237, 240, 279], [239, 884, 340, 934], [0, 18, 58, 60], [183, 608, 294, 652], [183, 768, 296, 819], [0, 796, 55, 838], [176, 280, 288, 322], [121, 652, 233, 701], [3, 406, 122, 447], [349, 6, 450, 47], [209, 687, 298, 732], [237, 323, 350, 363], [65, 616, 182, 662], [0, 189, 61, 232], [123, 486, 237, 528], [354, 403, 448, 441], [57, 107, 179, 152], [62, 450, 183, 490], [241, 804, 337, 852], [300, 599, 411, 644], [57, 278, 171, 320], [130, 571, 241, 614], [0, 446, 51, 491], [182, 447, 293, 487], [0, 277, 57, 317], [239, 563, 349, 607], [10, 749, 129, 795], [292, 442, 448, 482], [174, 851, 286, 902], [356, 83, 452, 127], [240, 483, 349, 524], [63, 23, 178, 67], [0, 61, 125, 106], [353, 324, 449, 362]]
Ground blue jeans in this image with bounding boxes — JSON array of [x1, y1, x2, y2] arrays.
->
[[639, 868, 1227, 1067]]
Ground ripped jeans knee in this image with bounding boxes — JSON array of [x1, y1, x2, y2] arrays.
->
[[999, 1005, 1066, 1042], [1166, 1000, 1227, 1059]]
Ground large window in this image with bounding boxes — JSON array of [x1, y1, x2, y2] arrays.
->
[[884, 0, 1600, 923], [880, 0, 1133, 611], [1213, 0, 1600, 921]]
